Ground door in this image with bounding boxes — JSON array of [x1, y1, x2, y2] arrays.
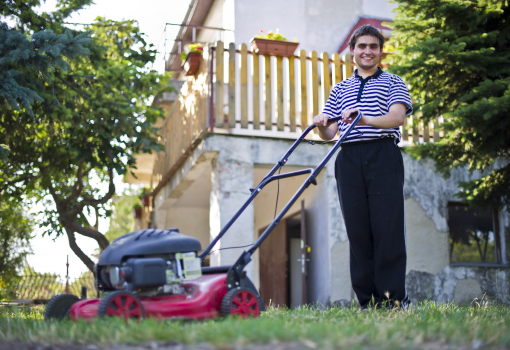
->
[[289, 200, 308, 307], [258, 220, 288, 307], [299, 200, 308, 305]]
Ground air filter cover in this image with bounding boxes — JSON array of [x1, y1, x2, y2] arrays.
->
[[98, 229, 201, 265]]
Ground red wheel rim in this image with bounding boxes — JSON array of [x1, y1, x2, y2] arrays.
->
[[105, 294, 143, 320], [230, 290, 260, 318]]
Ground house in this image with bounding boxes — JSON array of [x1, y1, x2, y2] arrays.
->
[[126, 0, 509, 308]]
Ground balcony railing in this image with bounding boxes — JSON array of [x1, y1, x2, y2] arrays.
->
[[150, 40, 443, 196]]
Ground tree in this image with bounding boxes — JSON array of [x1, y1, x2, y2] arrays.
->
[[104, 189, 140, 243], [0, 199, 33, 299], [387, 0, 510, 210], [0, 1, 170, 271]]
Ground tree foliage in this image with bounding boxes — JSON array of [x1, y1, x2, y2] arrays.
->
[[104, 189, 140, 243], [387, 0, 510, 210], [0, 199, 33, 297], [0, 1, 170, 271]]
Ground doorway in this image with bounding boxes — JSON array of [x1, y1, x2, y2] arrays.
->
[[258, 201, 308, 308]]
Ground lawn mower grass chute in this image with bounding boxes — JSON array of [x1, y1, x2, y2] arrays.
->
[[44, 113, 361, 322]]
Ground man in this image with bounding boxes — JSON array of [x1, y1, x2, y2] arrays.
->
[[313, 25, 412, 309]]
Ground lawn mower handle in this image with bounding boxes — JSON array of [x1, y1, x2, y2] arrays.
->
[[199, 115, 343, 261], [200, 113, 361, 287]]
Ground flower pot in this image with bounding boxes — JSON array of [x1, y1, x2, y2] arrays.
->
[[132, 207, 142, 219], [250, 38, 299, 57], [183, 52, 202, 76], [141, 194, 150, 207]]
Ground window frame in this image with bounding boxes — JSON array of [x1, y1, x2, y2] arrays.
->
[[447, 201, 506, 267]]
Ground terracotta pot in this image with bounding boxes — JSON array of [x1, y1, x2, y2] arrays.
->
[[141, 194, 150, 207], [250, 38, 299, 57], [183, 52, 202, 76], [132, 207, 142, 219]]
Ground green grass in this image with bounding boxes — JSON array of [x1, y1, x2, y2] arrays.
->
[[0, 302, 509, 349]]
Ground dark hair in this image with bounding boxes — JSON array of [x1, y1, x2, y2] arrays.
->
[[348, 25, 385, 50]]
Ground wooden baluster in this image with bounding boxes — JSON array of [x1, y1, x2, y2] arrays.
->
[[215, 41, 224, 127], [240, 44, 248, 129], [228, 43, 236, 128], [276, 56, 284, 131], [402, 115, 409, 142], [300, 50, 308, 129], [333, 53, 342, 86], [265, 55, 272, 131], [253, 52, 260, 129], [343, 54, 353, 80], [289, 55, 296, 132], [412, 116, 419, 145], [423, 119, 430, 143], [433, 118, 440, 142], [321, 52, 331, 106], [311, 51, 319, 121]]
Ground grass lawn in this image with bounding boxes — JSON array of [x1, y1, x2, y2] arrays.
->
[[0, 302, 509, 349]]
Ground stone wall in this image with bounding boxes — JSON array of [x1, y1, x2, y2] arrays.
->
[[407, 267, 510, 305], [403, 150, 509, 306]]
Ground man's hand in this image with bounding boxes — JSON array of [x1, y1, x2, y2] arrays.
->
[[342, 108, 367, 125], [313, 113, 338, 141], [313, 113, 335, 127]]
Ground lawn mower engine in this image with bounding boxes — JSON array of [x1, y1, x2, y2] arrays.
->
[[95, 228, 202, 297]]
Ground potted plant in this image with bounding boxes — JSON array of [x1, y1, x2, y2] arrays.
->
[[181, 43, 204, 76], [132, 203, 142, 219], [140, 188, 150, 207], [250, 30, 299, 57]]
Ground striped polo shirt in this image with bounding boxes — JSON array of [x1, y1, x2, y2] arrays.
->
[[323, 67, 413, 143]]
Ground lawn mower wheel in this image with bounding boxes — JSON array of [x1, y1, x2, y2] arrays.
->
[[220, 287, 263, 318], [44, 294, 80, 321], [97, 291, 145, 321]]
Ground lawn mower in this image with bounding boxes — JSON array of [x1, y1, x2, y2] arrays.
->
[[44, 113, 361, 322]]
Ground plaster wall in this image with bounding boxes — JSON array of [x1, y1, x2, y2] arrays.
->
[[362, 0, 397, 20], [405, 197, 449, 275], [233, 0, 395, 54], [163, 207, 210, 253], [199, 0, 396, 53], [197, 0, 224, 44]]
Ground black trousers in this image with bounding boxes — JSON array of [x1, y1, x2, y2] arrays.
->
[[334, 138, 409, 308]]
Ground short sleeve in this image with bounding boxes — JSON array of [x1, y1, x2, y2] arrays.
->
[[388, 75, 413, 116], [322, 84, 341, 118]]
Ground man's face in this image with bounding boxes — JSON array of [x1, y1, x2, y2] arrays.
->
[[350, 35, 382, 71]]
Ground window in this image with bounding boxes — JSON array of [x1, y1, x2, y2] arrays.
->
[[447, 202, 502, 264]]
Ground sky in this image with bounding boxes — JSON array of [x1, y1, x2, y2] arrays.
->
[[3, 0, 192, 280]]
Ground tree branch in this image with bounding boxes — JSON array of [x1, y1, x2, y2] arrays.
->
[[41, 167, 63, 211], [70, 221, 109, 251], [0, 174, 37, 193], [80, 166, 115, 207], [54, 73, 91, 100], [63, 159, 86, 207], [93, 206, 99, 231]]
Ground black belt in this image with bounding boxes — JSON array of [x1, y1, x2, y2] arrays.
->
[[340, 137, 397, 147]]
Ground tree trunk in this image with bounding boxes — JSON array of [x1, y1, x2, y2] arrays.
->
[[65, 226, 95, 271]]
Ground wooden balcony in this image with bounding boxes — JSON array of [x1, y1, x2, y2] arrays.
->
[[148, 40, 443, 197]]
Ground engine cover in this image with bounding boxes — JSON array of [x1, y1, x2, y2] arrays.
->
[[99, 228, 202, 265]]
